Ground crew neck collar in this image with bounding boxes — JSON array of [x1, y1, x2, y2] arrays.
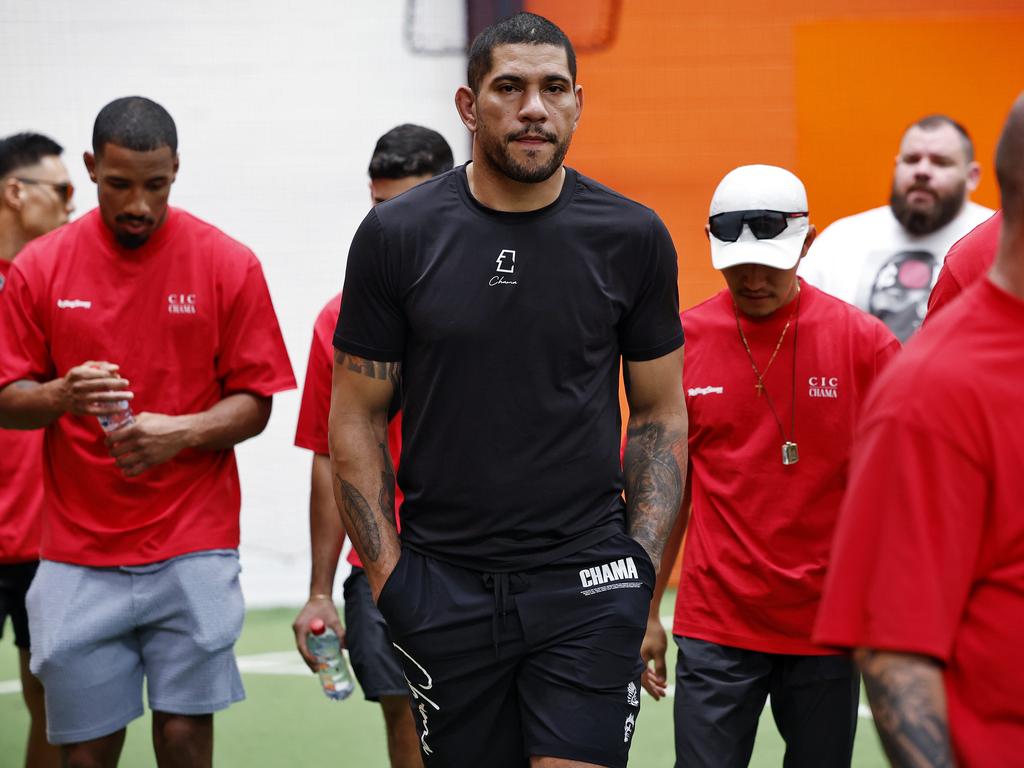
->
[[454, 163, 576, 224]]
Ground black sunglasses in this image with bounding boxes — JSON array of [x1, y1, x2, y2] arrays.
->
[[709, 209, 807, 242], [16, 177, 74, 203]]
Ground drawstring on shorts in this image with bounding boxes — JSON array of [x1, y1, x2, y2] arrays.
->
[[481, 571, 528, 656]]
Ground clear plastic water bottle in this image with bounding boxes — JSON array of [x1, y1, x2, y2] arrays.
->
[[98, 401, 135, 432], [307, 618, 355, 700]]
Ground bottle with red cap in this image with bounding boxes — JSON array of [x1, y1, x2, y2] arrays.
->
[[307, 618, 355, 700]]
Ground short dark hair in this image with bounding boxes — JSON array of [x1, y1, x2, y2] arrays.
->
[[467, 12, 576, 93], [995, 94, 1024, 224], [92, 96, 178, 156], [905, 114, 975, 162], [0, 132, 63, 179], [368, 124, 454, 180]]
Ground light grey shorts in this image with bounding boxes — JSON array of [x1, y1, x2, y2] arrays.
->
[[26, 550, 246, 744]]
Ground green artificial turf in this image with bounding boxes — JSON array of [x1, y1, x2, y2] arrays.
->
[[1, 604, 887, 766]]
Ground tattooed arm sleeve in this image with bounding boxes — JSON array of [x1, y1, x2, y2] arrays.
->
[[857, 649, 955, 768], [328, 351, 402, 599], [622, 347, 688, 573]]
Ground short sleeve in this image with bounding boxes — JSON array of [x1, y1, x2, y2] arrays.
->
[[0, 261, 55, 388], [294, 306, 335, 455], [216, 256, 296, 396], [814, 416, 987, 661], [334, 210, 405, 362], [619, 212, 683, 361]]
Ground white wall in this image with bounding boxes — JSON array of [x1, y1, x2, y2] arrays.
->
[[0, 0, 468, 606]]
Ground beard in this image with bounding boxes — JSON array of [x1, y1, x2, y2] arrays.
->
[[476, 122, 571, 184], [889, 178, 967, 236], [114, 214, 156, 249], [115, 231, 149, 249]]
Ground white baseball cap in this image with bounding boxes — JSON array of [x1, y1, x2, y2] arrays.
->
[[708, 164, 809, 271]]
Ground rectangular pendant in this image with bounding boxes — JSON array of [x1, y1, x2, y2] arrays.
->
[[782, 441, 799, 465]]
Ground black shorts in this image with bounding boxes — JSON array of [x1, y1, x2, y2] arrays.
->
[[0, 560, 39, 649], [674, 636, 859, 768], [376, 531, 655, 768], [342, 567, 409, 701]]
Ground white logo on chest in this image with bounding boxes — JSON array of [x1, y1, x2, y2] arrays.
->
[[489, 249, 518, 287], [167, 293, 197, 314], [688, 386, 724, 396], [57, 298, 91, 309], [808, 375, 839, 399]]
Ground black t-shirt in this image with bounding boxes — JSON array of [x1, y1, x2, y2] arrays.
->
[[335, 164, 683, 571]]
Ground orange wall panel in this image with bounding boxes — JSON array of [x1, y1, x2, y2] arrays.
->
[[795, 16, 1020, 230]]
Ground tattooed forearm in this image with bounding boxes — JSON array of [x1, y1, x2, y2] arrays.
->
[[623, 420, 686, 567], [377, 442, 398, 530], [859, 650, 954, 768], [335, 351, 401, 383], [337, 476, 382, 562]]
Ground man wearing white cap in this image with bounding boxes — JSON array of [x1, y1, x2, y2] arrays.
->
[[640, 165, 900, 766]]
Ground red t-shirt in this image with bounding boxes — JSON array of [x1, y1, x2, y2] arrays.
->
[[294, 292, 402, 569], [0, 208, 295, 566], [0, 259, 43, 563], [814, 278, 1024, 766], [926, 210, 1001, 321], [676, 281, 900, 655]]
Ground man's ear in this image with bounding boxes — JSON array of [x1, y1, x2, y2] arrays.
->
[[703, 222, 711, 242], [455, 86, 478, 133], [573, 84, 583, 132], [966, 160, 981, 193], [84, 151, 97, 183], [799, 224, 818, 260], [2, 177, 23, 211]]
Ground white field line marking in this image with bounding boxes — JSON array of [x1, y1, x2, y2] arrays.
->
[[4, 628, 878, 722], [234, 651, 312, 676], [0, 650, 316, 695]]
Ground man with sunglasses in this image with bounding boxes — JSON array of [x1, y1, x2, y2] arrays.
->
[[0, 131, 72, 768], [0, 98, 295, 768], [640, 165, 900, 767], [800, 115, 992, 342]]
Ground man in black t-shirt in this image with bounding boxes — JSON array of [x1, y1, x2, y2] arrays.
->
[[330, 13, 688, 768]]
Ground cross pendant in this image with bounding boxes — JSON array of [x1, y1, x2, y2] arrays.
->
[[755, 381, 764, 396]]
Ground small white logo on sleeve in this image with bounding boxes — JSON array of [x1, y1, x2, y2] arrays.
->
[[808, 375, 839, 399], [489, 249, 518, 287], [627, 681, 640, 707], [624, 712, 636, 743], [687, 386, 724, 396], [57, 299, 92, 309]]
